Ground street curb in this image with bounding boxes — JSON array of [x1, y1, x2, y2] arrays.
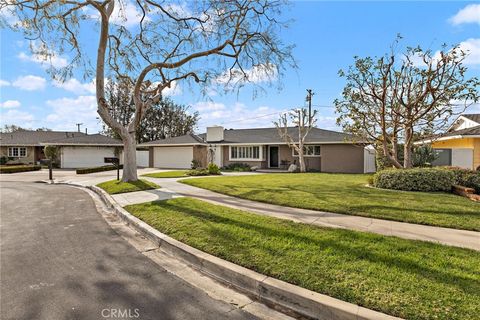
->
[[84, 184, 402, 320]]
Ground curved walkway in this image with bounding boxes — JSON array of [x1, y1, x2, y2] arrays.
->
[[140, 177, 480, 251]]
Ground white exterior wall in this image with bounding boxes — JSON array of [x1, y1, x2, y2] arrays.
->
[[363, 146, 376, 173], [206, 126, 224, 142], [61, 146, 116, 168], [153, 146, 193, 168], [136, 150, 149, 167], [451, 148, 474, 169]]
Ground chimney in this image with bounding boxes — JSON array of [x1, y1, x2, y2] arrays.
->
[[85, 128, 88, 135], [206, 126, 224, 142]]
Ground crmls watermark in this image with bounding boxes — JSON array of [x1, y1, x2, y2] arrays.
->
[[101, 308, 140, 319]]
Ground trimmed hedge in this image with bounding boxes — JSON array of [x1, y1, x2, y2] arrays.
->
[[373, 168, 454, 192], [186, 168, 210, 176], [444, 166, 480, 193], [76, 164, 123, 175], [0, 165, 41, 174], [222, 163, 251, 172]]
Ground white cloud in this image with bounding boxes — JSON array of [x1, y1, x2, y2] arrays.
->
[[45, 95, 101, 131], [0, 6, 20, 26], [449, 4, 480, 26], [53, 78, 96, 95], [18, 51, 68, 69], [162, 81, 182, 96], [12, 75, 46, 91], [409, 38, 480, 67], [192, 101, 225, 112], [0, 100, 21, 109], [0, 109, 34, 127], [193, 101, 282, 129], [83, 1, 148, 28], [0, 79, 10, 87], [457, 38, 480, 66], [215, 63, 278, 86]]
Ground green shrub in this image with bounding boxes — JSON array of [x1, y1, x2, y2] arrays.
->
[[76, 164, 123, 174], [186, 168, 210, 176], [373, 168, 454, 192], [442, 166, 480, 193], [191, 159, 201, 169], [0, 165, 41, 174], [0, 156, 7, 165], [207, 163, 221, 175], [222, 163, 251, 172]]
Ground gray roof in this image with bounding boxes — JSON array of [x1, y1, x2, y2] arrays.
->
[[198, 127, 356, 144], [0, 130, 122, 146], [140, 133, 205, 146], [41, 133, 123, 146], [442, 125, 480, 137], [462, 114, 480, 124], [140, 127, 358, 146]]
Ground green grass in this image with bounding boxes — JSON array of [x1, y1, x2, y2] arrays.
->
[[181, 173, 480, 231], [125, 197, 480, 320], [96, 179, 160, 194], [142, 170, 189, 178]]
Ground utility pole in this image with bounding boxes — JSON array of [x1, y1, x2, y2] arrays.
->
[[75, 123, 83, 132], [305, 89, 314, 126]]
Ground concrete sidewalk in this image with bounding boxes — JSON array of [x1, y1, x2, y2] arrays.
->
[[132, 177, 479, 251]]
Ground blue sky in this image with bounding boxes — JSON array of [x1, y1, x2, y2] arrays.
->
[[1, 1, 479, 133]]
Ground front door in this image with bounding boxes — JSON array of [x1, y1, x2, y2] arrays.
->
[[269, 146, 279, 168]]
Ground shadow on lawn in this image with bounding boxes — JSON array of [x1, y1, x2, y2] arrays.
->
[[138, 200, 480, 297]]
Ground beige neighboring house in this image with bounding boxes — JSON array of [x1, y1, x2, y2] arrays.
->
[[139, 126, 376, 173], [0, 130, 122, 168]]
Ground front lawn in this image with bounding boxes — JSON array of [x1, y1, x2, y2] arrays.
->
[[142, 170, 189, 178], [97, 179, 160, 194], [182, 173, 480, 231], [125, 198, 480, 320]]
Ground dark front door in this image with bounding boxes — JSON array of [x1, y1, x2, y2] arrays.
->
[[269, 146, 279, 168]]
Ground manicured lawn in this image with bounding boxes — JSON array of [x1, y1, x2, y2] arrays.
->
[[181, 173, 480, 231], [125, 198, 480, 320], [97, 179, 160, 194], [142, 170, 189, 178]]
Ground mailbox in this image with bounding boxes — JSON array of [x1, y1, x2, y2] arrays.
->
[[104, 157, 119, 164]]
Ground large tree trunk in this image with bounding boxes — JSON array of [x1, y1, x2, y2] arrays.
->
[[121, 131, 138, 182], [403, 126, 413, 169], [298, 153, 306, 172]]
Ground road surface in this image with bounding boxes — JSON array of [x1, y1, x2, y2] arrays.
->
[[0, 181, 257, 320]]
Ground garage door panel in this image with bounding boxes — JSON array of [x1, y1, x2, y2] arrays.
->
[[62, 147, 116, 169], [451, 148, 474, 170], [154, 147, 192, 169]]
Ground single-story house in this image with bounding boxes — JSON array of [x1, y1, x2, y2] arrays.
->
[[0, 130, 123, 168], [139, 126, 376, 173], [416, 114, 480, 170]]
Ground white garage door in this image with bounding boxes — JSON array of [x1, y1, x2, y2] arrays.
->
[[154, 147, 193, 169], [451, 148, 474, 170], [61, 147, 116, 169]]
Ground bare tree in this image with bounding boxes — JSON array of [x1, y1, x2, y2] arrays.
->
[[335, 38, 479, 168], [3, 0, 295, 181], [274, 107, 317, 172]]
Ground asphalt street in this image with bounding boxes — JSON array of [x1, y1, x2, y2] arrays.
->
[[0, 181, 257, 320]]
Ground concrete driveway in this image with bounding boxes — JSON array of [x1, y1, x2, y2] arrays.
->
[[0, 181, 258, 320]]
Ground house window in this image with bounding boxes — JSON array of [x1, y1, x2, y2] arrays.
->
[[8, 147, 27, 158], [293, 145, 321, 157], [230, 146, 261, 160]]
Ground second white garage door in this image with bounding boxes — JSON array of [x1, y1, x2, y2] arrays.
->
[[153, 146, 193, 169]]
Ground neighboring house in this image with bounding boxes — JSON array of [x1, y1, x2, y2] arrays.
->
[[139, 126, 376, 173], [416, 114, 480, 170], [0, 130, 122, 168]]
